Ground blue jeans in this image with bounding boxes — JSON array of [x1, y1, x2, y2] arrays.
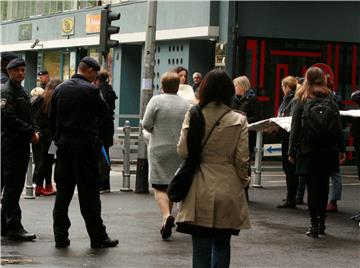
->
[[329, 172, 342, 201], [192, 234, 231, 268], [296, 173, 342, 202]]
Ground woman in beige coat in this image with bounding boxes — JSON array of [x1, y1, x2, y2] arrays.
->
[[176, 69, 251, 268]]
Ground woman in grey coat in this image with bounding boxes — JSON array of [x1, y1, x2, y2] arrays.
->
[[142, 72, 189, 239]]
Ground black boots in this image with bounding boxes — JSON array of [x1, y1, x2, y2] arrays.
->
[[7, 229, 36, 241], [306, 218, 319, 238], [91, 237, 119, 249], [306, 217, 326, 238], [277, 199, 296, 209], [318, 216, 326, 235], [306, 226, 319, 238]]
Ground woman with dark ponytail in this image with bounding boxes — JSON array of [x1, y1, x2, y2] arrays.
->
[[288, 67, 342, 238]]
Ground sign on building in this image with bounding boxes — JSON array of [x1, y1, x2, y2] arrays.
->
[[18, 24, 32, 41], [62, 17, 75, 36], [86, 13, 101, 33]]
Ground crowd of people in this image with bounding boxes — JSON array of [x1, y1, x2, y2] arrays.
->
[[1, 50, 359, 266]]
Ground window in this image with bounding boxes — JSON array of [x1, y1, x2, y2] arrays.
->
[[0, 1, 8, 21], [44, 50, 62, 80]]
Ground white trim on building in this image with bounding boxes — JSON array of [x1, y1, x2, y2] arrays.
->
[[0, 26, 219, 52]]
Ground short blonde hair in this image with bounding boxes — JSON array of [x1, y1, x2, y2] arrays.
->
[[233, 76, 251, 92], [31, 87, 44, 97]]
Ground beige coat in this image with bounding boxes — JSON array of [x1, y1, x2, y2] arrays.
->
[[176, 102, 251, 231]]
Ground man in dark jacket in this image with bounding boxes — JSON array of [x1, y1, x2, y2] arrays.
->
[[1, 58, 40, 241], [50, 57, 118, 249]]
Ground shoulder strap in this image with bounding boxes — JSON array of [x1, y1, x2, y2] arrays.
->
[[200, 109, 231, 151]]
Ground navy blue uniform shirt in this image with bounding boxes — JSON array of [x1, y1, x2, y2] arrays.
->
[[50, 74, 107, 140]]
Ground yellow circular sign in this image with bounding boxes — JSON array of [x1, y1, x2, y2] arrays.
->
[[62, 18, 74, 34]]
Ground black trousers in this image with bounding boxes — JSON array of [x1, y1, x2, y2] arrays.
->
[[305, 174, 329, 223], [53, 139, 107, 243], [1, 142, 30, 231], [32, 143, 41, 185], [98, 146, 111, 189], [37, 140, 54, 187], [281, 136, 298, 202]]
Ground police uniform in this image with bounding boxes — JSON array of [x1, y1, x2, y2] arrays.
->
[[50, 57, 118, 248], [37, 70, 49, 89], [1, 58, 38, 240]]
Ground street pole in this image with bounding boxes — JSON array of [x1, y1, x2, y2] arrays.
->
[[102, 52, 109, 70], [135, 0, 157, 193], [231, 1, 239, 78]]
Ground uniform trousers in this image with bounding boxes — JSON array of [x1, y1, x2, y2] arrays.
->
[[53, 138, 107, 243], [1, 142, 30, 232]]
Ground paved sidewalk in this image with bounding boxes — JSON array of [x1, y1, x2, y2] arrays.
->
[[1, 166, 359, 267]]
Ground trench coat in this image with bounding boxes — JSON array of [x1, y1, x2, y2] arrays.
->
[[176, 102, 251, 233]]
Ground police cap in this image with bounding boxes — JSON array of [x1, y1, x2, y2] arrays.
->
[[37, 70, 48, 76], [80, 56, 100, 71], [6, 58, 26, 70], [1, 52, 18, 64]]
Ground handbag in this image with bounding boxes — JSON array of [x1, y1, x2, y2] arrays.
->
[[167, 108, 231, 202]]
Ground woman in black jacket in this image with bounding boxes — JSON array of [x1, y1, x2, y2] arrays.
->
[[288, 67, 341, 238], [35, 79, 62, 196], [277, 76, 297, 209], [95, 70, 118, 193]]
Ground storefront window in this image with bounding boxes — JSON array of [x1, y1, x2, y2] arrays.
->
[[62, 53, 71, 81], [44, 50, 61, 80]]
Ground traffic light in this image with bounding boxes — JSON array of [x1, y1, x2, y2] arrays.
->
[[99, 6, 120, 54]]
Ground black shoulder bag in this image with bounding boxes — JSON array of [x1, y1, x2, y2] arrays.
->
[[167, 107, 230, 202]]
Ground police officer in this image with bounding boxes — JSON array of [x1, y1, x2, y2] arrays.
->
[[1, 58, 40, 241], [37, 70, 49, 89], [1, 52, 18, 85], [50, 56, 118, 249]]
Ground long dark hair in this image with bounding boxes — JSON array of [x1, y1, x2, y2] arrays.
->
[[172, 66, 188, 84], [296, 67, 331, 102], [41, 79, 62, 113], [198, 69, 235, 107]]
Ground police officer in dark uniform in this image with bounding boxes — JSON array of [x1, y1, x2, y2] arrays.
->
[[1, 52, 18, 85], [1, 58, 40, 241], [37, 70, 49, 89], [50, 56, 118, 249]]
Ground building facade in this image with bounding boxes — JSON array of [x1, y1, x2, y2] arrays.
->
[[1, 1, 359, 126]]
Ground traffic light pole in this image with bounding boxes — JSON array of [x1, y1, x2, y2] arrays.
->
[[135, 0, 157, 193], [102, 52, 109, 70]]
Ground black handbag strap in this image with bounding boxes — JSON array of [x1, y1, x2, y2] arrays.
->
[[200, 109, 231, 151]]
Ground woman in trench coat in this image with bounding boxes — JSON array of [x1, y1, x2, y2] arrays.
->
[[176, 69, 251, 268]]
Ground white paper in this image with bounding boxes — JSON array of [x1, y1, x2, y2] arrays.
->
[[48, 140, 58, 155]]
